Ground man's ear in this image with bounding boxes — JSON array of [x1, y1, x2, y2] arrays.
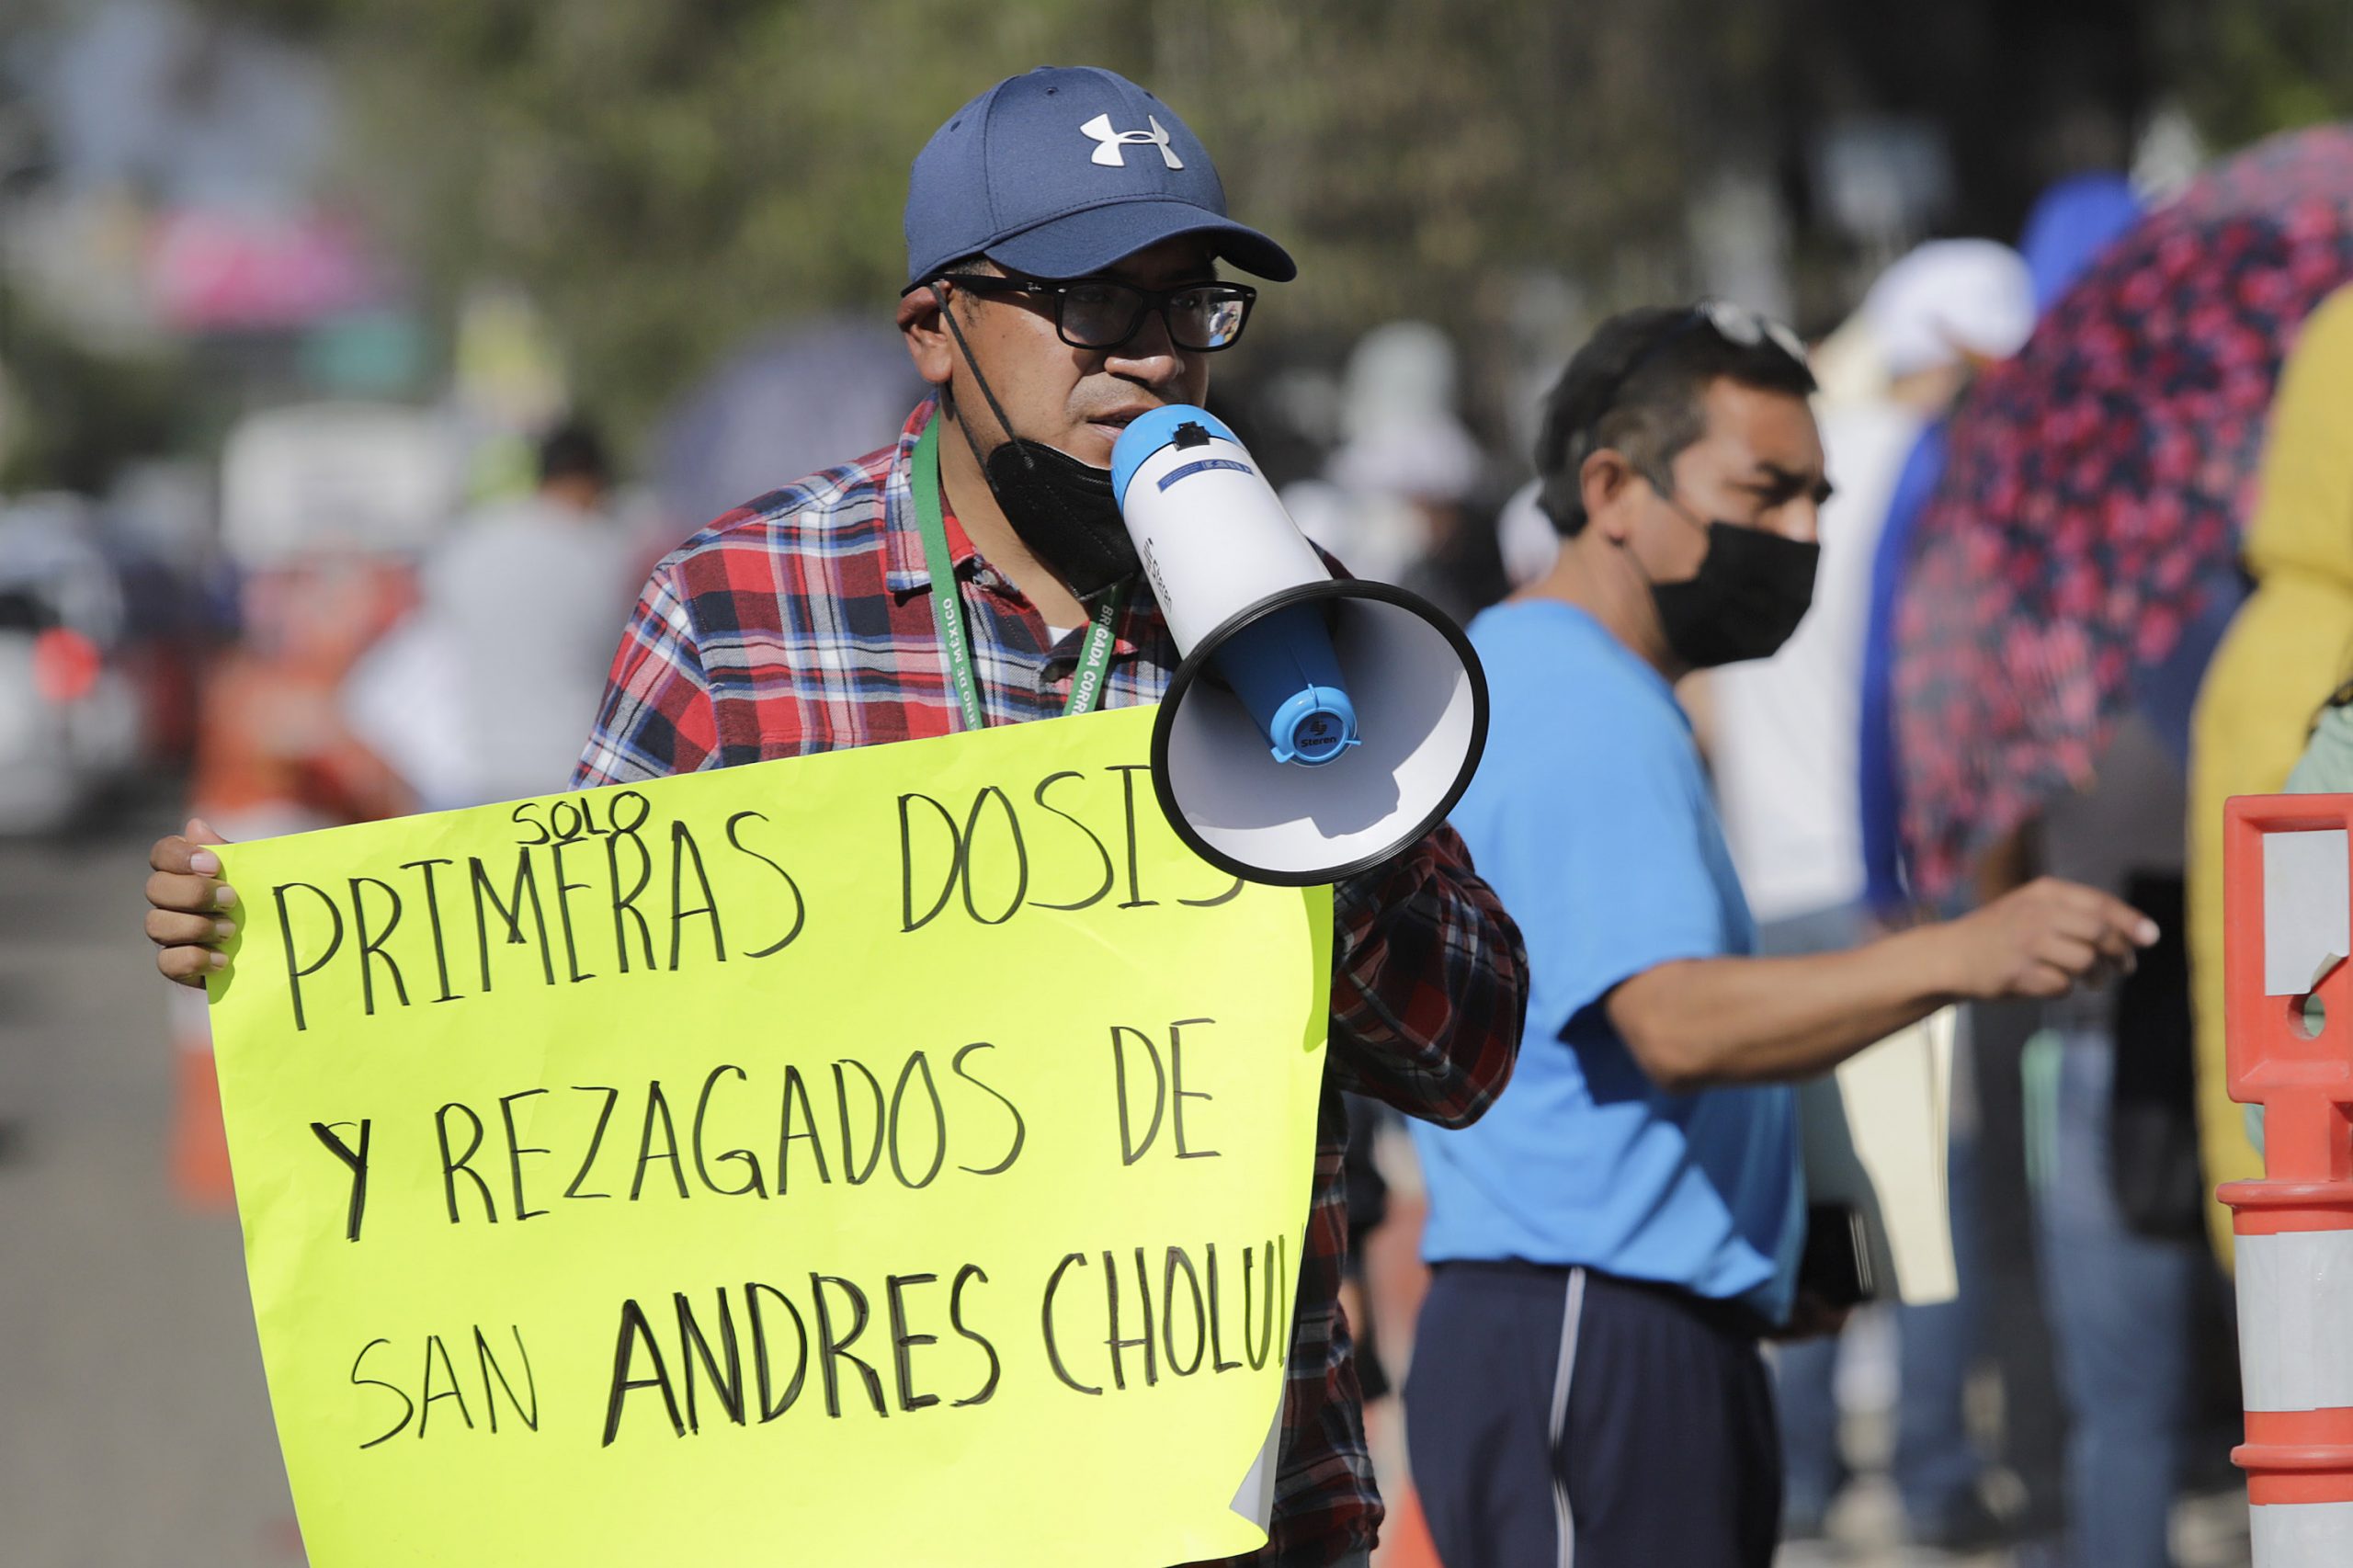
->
[[895, 286, 956, 389], [1579, 448, 1642, 543]]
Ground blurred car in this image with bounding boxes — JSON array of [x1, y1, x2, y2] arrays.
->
[[101, 459, 238, 767], [0, 495, 142, 835]]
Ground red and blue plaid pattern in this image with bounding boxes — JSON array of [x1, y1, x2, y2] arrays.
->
[[577, 399, 1527, 1565]]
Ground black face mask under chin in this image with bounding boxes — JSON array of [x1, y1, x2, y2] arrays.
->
[[934, 289, 1140, 601], [977, 434, 1139, 599], [1646, 519, 1820, 669]]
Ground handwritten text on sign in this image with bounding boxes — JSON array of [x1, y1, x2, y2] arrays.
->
[[206, 705, 1332, 1567]]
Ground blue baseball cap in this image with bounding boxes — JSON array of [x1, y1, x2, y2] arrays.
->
[[904, 66, 1297, 289]]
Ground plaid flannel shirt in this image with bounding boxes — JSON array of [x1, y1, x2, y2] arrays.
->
[[576, 399, 1527, 1565]]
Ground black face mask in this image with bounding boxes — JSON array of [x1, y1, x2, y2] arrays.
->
[[978, 435, 1139, 599], [935, 286, 1140, 600], [1648, 519, 1820, 668]]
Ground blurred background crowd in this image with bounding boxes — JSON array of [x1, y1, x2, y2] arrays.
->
[[6, 2, 2353, 1565]]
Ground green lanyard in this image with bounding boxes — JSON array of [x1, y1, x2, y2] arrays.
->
[[909, 415, 1124, 731]]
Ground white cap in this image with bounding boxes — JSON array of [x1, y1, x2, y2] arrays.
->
[[1342, 320, 1460, 437], [1328, 412, 1484, 504], [1861, 239, 2035, 379]]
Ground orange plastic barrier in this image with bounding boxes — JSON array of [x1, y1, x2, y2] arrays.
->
[[2220, 793, 2353, 1563]]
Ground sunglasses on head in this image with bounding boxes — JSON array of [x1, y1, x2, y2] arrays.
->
[[1688, 299, 1809, 365], [1585, 299, 1810, 436]]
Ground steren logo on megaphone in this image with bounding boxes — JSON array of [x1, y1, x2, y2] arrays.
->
[[1109, 406, 1490, 888], [1079, 113, 1184, 169]]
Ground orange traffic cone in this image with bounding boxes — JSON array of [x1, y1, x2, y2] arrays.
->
[[2220, 793, 2353, 1565], [169, 987, 235, 1210]]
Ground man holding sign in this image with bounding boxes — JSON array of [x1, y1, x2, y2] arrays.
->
[[145, 67, 1527, 1568]]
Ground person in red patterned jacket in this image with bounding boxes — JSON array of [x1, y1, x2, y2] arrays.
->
[[144, 65, 1528, 1568]]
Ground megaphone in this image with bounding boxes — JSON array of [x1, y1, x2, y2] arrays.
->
[[1110, 406, 1489, 887]]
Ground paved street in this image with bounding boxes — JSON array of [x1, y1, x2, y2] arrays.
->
[[0, 792, 298, 1567]]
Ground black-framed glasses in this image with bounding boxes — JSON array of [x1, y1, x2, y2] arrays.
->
[[935, 273, 1257, 353]]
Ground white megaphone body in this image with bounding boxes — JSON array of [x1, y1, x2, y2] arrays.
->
[[1110, 405, 1489, 886]]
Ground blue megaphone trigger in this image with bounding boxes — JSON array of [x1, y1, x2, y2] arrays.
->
[[1207, 604, 1361, 767]]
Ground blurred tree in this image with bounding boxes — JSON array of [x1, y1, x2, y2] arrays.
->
[[241, 0, 1131, 436], [2160, 0, 2353, 148], [194, 0, 2353, 449], [202, 0, 1735, 441], [0, 280, 190, 493]]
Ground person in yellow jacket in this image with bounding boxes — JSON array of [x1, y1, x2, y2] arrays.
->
[[2189, 281, 2353, 1265]]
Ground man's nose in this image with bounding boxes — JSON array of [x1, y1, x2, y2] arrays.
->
[[1103, 308, 1183, 384], [1776, 495, 1822, 545]]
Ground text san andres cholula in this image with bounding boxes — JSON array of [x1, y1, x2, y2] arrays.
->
[[246, 762, 1301, 1453]]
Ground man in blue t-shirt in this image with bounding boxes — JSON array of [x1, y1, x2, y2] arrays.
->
[[1404, 303, 2158, 1568]]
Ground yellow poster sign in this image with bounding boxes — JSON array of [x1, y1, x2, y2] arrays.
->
[[206, 705, 1332, 1566]]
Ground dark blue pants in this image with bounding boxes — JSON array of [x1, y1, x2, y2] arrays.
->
[[2032, 1028, 2200, 1568], [1405, 1262, 1781, 1568]]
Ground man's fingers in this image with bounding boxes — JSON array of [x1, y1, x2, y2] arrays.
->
[[2020, 961, 2075, 999], [1976, 882, 2152, 1001], [2033, 931, 2101, 976], [2029, 883, 2157, 960], [148, 823, 239, 989], [151, 832, 224, 880], [146, 909, 233, 949], [146, 869, 234, 915], [157, 944, 224, 986], [2044, 905, 2116, 947], [2102, 894, 2160, 948], [2067, 883, 2159, 946], [2049, 906, 2140, 966], [2039, 881, 2161, 948]]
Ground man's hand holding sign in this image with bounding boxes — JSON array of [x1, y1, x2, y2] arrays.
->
[[203, 705, 1331, 1565]]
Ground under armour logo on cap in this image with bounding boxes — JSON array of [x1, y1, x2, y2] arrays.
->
[[904, 66, 1294, 286], [1079, 112, 1184, 170]]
